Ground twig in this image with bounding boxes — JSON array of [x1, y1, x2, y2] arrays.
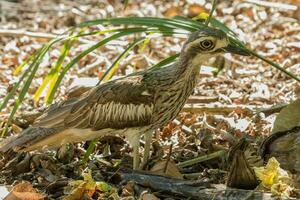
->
[[182, 104, 255, 115], [244, 0, 297, 10], [77, 57, 106, 74], [173, 119, 193, 134], [186, 95, 219, 104], [183, 169, 227, 179], [163, 144, 173, 173], [202, 116, 237, 144], [256, 103, 287, 117], [183, 103, 286, 116], [176, 150, 226, 168], [0, 29, 57, 39]]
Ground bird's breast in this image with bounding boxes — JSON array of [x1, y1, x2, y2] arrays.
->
[[152, 76, 197, 127]]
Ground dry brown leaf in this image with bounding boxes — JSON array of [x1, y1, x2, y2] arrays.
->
[[63, 182, 88, 200], [98, 71, 105, 80], [186, 115, 198, 126], [2, 56, 19, 67], [140, 193, 160, 200], [150, 159, 183, 179], [4, 182, 45, 200], [161, 123, 175, 139], [163, 6, 181, 17], [245, 8, 254, 20], [12, 124, 22, 134], [187, 4, 207, 18]]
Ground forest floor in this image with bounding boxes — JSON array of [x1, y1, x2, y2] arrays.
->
[[0, 0, 300, 199]]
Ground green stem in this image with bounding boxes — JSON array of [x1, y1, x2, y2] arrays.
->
[[205, 0, 218, 26], [177, 150, 225, 168], [81, 139, 97, 164], [248, 50, 300, 83]]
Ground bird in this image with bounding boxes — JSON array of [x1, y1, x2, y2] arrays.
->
[[0, 27, 249, 169]]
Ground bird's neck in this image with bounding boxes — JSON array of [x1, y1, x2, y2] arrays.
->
[[172, 53, 207, 87]]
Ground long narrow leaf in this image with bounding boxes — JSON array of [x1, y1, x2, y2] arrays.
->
[[151, 53, 179, 69], [249, 50, 300, 83], [205, 0, 218, 26], [210, 19, 300, 82], [78, 17, 198, 32], [33, 39, 75, 102], [13, 52, 37, 76], [45, 38, 78, 103], [172, 16, 205, 29], [2, 44, 50, 136], [0, 60, 33, 112], [81, 140, 97, 164], [47, 28, 148, 103], [1, 36, 66, 134], [99, 37, 147, 84]]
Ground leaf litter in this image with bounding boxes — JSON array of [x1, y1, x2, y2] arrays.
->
[[0, 0, 300, 199]]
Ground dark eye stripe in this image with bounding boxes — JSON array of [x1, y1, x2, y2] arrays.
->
[[199, 40, 215, 51]]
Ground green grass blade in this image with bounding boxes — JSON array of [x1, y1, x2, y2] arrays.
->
[[208, 18, 300, 82], [211, 18, 239, 38], [2, 44, 50, 136], [77, 17, 198, 32], [99, 37, 147, 84], [152, 53, 179, 69], [45, 38, 77, 103], [123, 0, 129, 10], [172, 16, 205, 29], [81, 140, 97, 164], [249, 50, 300, 83], [139, 37, 151, 53], [13, 52, 37, 76], [0, 60, 34, 112], [47, 28, 148, 103], [33, 39, 73, 102], [33, 73, 53, 102], [205, 0, 218, 26], [1, 36, 66, 135]]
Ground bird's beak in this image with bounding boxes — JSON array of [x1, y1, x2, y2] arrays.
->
[[222, 44, 250, 56]]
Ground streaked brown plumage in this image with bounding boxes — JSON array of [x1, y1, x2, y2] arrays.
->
[[0, 27, 249, 169]]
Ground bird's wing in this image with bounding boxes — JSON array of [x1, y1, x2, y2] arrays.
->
[[34, 74, 155, 130]]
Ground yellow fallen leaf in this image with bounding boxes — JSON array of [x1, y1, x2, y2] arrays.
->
[[271, 181, 292, 198], [254, 157, 292, 197], [5, 181, 45, 200], [254, 157, 280, 187], [65, 170, 112, 199], [192, 12, 209, 21]]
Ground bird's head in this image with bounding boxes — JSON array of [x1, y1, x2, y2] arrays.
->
[[182, 27, 249, 66]]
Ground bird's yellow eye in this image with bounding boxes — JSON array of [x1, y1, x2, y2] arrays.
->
[[199, 39, 214, 50]]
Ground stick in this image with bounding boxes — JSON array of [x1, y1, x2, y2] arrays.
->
[[244, 0, 297, 10], [182, 103, 285, 116], [0, 29, 95, 45], [0, 29, 57, 39], [182, 104, 255, 115], [176, 150, 226, 168], [186, 95, 219, 104]]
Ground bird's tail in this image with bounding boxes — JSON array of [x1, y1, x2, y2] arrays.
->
[[0, 127, 63, 153]]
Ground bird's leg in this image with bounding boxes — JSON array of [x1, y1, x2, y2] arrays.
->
[[128, 133, 141, 170], [132, 142, 140, 170], [140, 131, 152, 169]]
